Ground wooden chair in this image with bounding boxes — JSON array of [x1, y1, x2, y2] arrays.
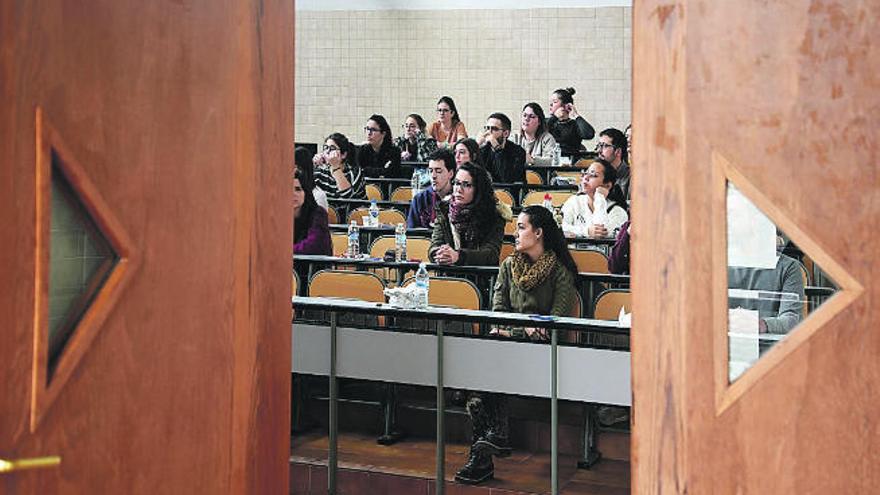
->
[[570, 249, 610, 274], [330, 232, 349, 257], [522, 190, 572, 208], [308, 269, 387, 325], [573, 158, 593, 168], [494, 189, 515, 207], [365, 183, 383, 201], [326, 206, 339, 224], [390, 186, 414, 202], [500, 241, 515, 261], [593, 289, 631, 320], [402, 276, 482, 334], [526, 170, 543, 185], [349, 207, 407, 226], [504, 218, 517, 235]]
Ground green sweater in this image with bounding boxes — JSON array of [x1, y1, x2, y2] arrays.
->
[[429, 201, 511, 266], [492, 256, 577, 317]]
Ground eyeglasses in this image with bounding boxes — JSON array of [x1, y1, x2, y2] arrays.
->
[[364, 126, 382, 134], [595, 142, 616, 150], [322, 145, 340, 152], [581, 170, 601, 178], [483, 125, 503, 132], [436, 108, 451, 113], [521, 113, 538, 120], [452, 179, 473, 189]]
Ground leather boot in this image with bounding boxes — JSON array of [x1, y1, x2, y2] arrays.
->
[[475, 394, 511, 457], [454, 445, 494, 485]]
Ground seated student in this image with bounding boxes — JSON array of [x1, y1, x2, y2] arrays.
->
[[292, 170, 331, 256], [313, 132, 366, 200], [406, 148, 455, 229], [454, 137, 482, 168], [294, 146, 328, 211], [595, 127, 631, 200], [728, 249, 805, 336], [395, 113, 438, 162], [511, 102, 558, 166], [356, 114, 402, 178], [428, 96, 468, 146], [608, 220, 631, 275], [454, 205, 577, 485], [429, 162, 510, 266], [561, 159, 628, 238], [546, 87, 596, 156], [477, 112, 526, 184]]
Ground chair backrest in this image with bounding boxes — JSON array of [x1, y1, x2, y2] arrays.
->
[[330, 232, 349, 257], [326, 206, 339, 224], [500, 242, 515, 261], [390, 186, 413, 202], [525, 170, 543, 185], [406, 238, 431, 262], [308, 270, 386, 302], [365, 183, 383, 201], [402, 276, 482, 334], [593, 289, 631, 320], [522, 190, 572, 208], [570, 249, 609, 274], [348, 207, 407, 227], [494, 189, 515, 207], [504, 218, 517, 235], [573, 158, 593, 168]]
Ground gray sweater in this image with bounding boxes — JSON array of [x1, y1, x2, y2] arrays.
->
[[728, 254, 805, 335]]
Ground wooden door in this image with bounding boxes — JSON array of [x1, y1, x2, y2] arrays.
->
[[0, 1, 293, 493], [632, 1, 879, 493]]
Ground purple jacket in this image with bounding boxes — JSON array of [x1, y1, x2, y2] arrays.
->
[[294, 207, 332, 255], [608, 220, 630, 275]]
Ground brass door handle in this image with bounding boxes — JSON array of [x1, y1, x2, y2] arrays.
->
[[0, 456, 61, 473]]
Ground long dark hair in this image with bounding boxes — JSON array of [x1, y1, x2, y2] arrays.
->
[[454, 137, 482, 166], [592, 158, 628, 211], [295, 146, 316, 186], [368, 114, 394, 148], [456, 161, 500, 234], [324, 132, 355, 165], [438, 96, 461, 127], [293, 169, 320, 244], [522, 102, 548, 138], [520, 205, 578, 275]]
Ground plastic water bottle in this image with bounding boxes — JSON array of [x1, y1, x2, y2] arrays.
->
[[394, 223, 407, 262], [543, 193, 554, 212], [552, 143, 561, 167], [414, 262, 430, 309], [411, 169, 422, 196], [347, 221, 360, 258], [368, 199, 380, 227]]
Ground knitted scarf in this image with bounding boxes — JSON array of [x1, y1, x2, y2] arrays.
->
[[510, 251, 557, 292], [449, 199, 478, 245]]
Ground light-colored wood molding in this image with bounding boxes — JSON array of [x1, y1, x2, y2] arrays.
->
[[31, 108, 141, 431], [712, 150, 865, 415]]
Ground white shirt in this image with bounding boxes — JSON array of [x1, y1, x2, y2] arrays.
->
[[561, 194, 628, 238]]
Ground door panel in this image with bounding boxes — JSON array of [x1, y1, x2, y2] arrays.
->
[[1, 1, 293, 493], [632, 1, 878, 493]]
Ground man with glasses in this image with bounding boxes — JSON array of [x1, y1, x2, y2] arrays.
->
[[477, 113, 526, 184], [595, 128, 630, 200], [406, 148, 456, 228]]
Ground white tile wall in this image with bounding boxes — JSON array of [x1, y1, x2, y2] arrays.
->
[[295, 7, 631, 148]]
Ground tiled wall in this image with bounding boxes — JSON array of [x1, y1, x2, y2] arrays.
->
[[295, 7, 631, 148]]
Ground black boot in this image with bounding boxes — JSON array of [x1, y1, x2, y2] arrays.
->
[[475, 394, 511, 457], [454, 445, 494, 485]]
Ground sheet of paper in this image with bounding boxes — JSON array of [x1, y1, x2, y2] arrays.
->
[[727, 184, 777, 269], [728, 307, 760, 381]]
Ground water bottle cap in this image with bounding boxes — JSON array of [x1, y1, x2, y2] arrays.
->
[[544, 193, 552, 200]]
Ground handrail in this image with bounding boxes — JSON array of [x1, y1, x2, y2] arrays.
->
[[292, 295, 629, 495]]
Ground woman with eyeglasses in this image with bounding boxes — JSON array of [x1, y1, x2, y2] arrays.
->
[[454, 205, 577, 485], [356, 114, 402, 178], [453, 137, 483, 168], [511, 102, 558, 166], [292, 169, 332, 256], [429, 162, 511, 266], [428, 96, 468, 147], [394, 114, 438, 162], [560, 159, 628, 238], [313, 132, 366, 200], [546, 87, 596, 157]]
